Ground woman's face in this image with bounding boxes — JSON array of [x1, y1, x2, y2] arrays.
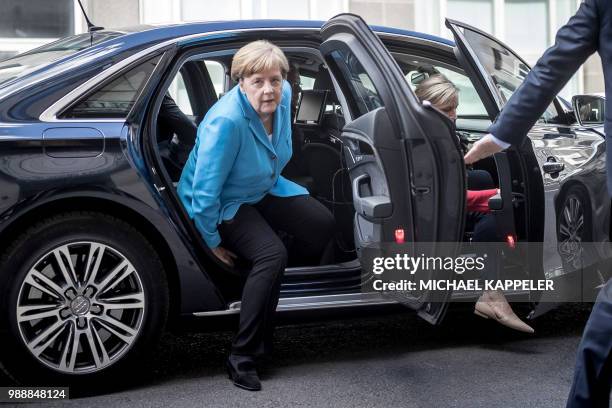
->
[[240, 67, 283, 118], [438, 103, 458, 121]]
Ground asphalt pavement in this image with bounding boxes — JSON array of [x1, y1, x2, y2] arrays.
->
[[1, 303, 605, 408]]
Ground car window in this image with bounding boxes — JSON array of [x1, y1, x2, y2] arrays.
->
[[0, 32, 123, 87], [61, 54, 161, 119], [167, 72, 194, 116], [300, 74, 315, 90], [458, 26, 561, 123], [205, 60, 225, 98], [406, 67, 488, 118], [327, 48, 384, 118]]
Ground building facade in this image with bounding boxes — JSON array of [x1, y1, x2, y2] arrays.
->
[[0, 0, 603, 97]]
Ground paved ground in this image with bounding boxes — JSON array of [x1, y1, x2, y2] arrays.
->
[[2, 303, 606, 407]]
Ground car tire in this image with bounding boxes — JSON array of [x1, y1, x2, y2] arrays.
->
[[0, 212, 168, 385]]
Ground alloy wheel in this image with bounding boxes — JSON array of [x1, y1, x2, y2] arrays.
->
[[15, 241, 145, 374]]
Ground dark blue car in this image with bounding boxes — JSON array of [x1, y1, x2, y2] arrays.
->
[[0, 15, 607, 384]]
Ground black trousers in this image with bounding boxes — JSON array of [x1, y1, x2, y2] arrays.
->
[[218, 194, 336, 358], [467, 169, 495, 191], [567, 278, 612, 407], [158, 94, 197, 146]]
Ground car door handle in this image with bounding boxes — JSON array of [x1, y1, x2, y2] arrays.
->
[[542, 160, 565, 174], [352, 174, 392, 218]]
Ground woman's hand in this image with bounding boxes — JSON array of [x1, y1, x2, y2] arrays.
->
[[212, 246, 238, 267]]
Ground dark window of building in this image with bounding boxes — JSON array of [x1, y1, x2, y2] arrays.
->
[[0, 0, 74, 38]]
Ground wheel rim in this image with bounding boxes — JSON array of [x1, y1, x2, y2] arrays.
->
[[558, 195, 585, 269], [16, 242, 145, 375]]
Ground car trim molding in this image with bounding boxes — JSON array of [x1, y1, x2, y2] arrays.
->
[[192, 292, 398, 316], [191, 287, 531, 316]]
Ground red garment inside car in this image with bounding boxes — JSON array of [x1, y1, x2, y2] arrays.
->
[[467, 189, 498, 213]]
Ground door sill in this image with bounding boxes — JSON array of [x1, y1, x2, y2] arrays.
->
[[192, 292, 395, 316]]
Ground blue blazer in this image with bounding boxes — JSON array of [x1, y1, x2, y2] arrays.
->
[[177, 81, 308, 248], [488, 0, 612, 191]]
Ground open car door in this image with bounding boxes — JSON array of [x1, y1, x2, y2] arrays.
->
[[320, 14, 466, 324], [445, 19, 555, 316], [445, 19, 525, 248]]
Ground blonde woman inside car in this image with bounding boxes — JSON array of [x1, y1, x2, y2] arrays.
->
[[415, 74, 534, 334]]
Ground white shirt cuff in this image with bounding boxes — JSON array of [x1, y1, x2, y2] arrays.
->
[[486, 133, 511, 149]]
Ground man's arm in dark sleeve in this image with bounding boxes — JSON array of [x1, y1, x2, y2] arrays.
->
[[159, 94, 197, 146], [488, 0, 600, 145]]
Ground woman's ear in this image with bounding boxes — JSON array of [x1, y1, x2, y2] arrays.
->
[[238, 78, 246, 94]]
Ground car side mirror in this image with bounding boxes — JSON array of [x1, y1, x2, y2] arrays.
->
[[572, 94, 605, 127]]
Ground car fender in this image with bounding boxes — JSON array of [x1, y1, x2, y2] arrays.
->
[[0, 187, 226, 315]]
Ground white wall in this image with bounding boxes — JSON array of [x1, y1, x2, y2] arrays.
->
[[414, 0, 592, 97], [87, 0, 139, 30], [1, 0, 603, 96], [140, 0, 346, 23]]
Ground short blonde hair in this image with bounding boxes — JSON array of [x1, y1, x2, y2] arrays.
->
[[231, 40, 289, 81], [414, 74, 459, 112]]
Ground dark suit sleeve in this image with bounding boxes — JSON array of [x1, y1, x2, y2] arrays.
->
[[488, 0, 601, 145], [158, 94, 197, 146]]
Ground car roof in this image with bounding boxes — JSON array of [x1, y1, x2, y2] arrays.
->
[[37, 19, 455, 66], [111, 19, 454, 46], [0, 19, 453, 99]]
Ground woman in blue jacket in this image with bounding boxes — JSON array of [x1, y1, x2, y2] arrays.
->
[[178, 41, 335, 391]]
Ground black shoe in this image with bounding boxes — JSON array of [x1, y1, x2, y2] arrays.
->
[[226, 356, 261, 391]]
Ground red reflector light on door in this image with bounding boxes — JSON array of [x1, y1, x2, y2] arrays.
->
[[506, 234, 516, 249], [395, 229, 405, 244]]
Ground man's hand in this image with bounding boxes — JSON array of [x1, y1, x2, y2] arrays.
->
[[212, 246, 238, 267], [464, 134, 506, 164]]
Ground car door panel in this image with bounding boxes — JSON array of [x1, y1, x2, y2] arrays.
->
[[321, 14, 466, 324]]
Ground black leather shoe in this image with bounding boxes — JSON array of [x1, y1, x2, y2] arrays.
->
[[226, 357, 261, 391]]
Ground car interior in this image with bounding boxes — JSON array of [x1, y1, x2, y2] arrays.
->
[[156, 50, 359, 268], [153, 46, 530, 279]]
